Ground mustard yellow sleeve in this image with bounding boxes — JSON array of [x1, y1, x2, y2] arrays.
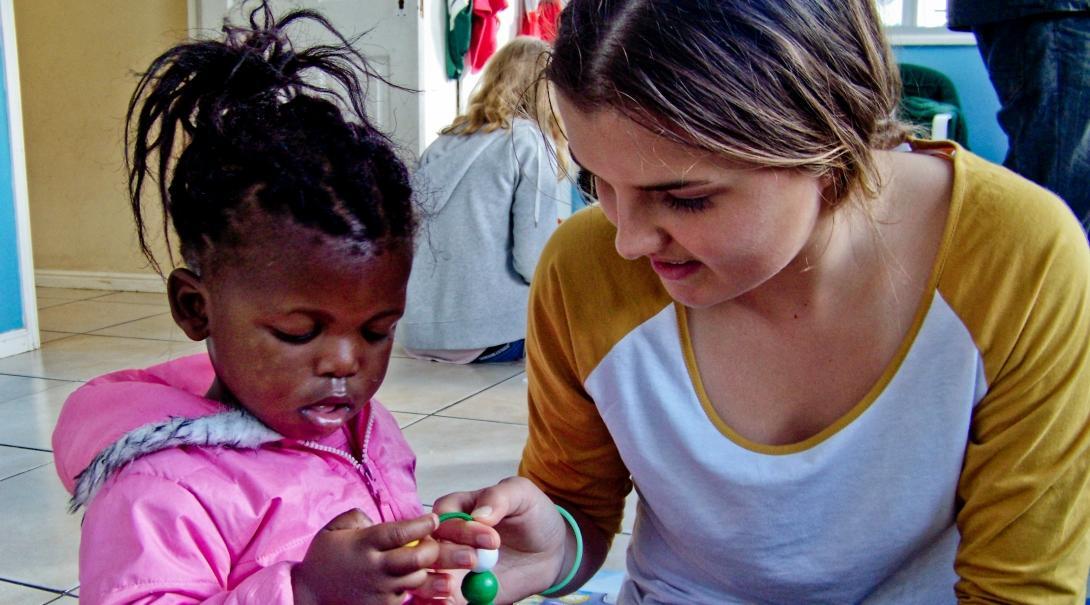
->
[[517, 210, 643, 538], [943, 152, 1090, 603]]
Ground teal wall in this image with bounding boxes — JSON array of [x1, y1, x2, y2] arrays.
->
[[0, 28, 23, 334], [894, 44, 1008, 165]]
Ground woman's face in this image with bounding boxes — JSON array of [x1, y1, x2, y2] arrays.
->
[[172, 220, 411, 441], [557, 94, 829, 309]]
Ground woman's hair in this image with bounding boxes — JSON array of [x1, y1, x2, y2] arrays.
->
[[547, 0, 911, 205], [442, 36, 569, 174], [127, 1, 415, 276]]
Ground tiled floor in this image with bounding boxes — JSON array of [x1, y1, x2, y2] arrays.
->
[[0, 287, 632, 604]]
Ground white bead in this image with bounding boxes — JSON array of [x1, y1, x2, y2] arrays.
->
[[472, 548, 499, 572]]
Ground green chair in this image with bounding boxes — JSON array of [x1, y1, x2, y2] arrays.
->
[[898, 63, 970, 148]]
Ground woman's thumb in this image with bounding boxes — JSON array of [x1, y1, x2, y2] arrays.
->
[[324, 508, 373, 531]]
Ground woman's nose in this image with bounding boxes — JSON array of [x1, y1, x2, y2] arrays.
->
[[317, 337, 361, 378], [612, 199, 665, 260]]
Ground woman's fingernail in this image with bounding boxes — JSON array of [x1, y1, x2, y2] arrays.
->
[[476, 534, 495, 547], [455, 550, 473, 566], [432, 577, 450, 593], [471, 505, 493, 518]]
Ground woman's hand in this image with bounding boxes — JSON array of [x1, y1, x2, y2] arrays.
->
[[432, 476, 573, 603], [292, 509, 460, 604]]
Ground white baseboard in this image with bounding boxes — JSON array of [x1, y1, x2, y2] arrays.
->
[[0, 328, 38, 358], [35, 269, 166, 293]]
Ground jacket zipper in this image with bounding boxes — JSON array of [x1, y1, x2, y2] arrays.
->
[[300, 440, 384, 516]]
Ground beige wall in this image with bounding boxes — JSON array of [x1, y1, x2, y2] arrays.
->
[[15, 0, 187, 277]]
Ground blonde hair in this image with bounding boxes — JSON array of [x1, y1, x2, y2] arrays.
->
[[548, 0, 911, 205], [443, 37, 569, 174]]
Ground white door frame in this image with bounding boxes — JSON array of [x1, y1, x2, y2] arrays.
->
[[0, 0, 39, 357]]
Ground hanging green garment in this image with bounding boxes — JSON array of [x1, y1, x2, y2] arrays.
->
[[447, 0, 473, 79]]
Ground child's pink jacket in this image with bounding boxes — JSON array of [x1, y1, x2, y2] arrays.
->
[[52, 353, 424, 604]]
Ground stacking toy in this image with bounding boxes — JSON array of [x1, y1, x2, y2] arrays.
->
[[437, 512, 500, 605]]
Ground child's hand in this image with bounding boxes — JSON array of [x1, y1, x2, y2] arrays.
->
[[433, 477, 571, 603], [292, 509, 453, 605]]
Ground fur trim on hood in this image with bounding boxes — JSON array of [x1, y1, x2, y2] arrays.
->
[[70, 409, 281, 512]]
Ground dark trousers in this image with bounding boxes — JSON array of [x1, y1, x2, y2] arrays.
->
[[974, 14, 1090, 230]]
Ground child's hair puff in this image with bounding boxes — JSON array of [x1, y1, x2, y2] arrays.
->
[[127, 1, 415, 275]]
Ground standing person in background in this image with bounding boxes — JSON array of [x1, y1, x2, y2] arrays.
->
[[948, 0, 1090, 230], [435, 0, 1090, 602], [400, 37, 568, 364]]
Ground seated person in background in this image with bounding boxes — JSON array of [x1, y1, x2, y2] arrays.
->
[[399, 37, 569, 364]]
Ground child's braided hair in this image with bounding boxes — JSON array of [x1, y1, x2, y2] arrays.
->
[[126, 1, 415, 275]]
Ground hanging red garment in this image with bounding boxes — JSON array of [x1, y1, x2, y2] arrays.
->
[[469, 0, 508, 72], [519, 0, 562, 42]]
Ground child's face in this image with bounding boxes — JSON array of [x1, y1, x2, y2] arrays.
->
[[172, 222, 412, 441]]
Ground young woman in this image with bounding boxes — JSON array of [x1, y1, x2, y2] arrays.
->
[[399, 37, 569, 364], [437, 1, 1090, 602]]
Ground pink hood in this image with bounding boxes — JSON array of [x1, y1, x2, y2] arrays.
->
[[53, 353, 225, 498]]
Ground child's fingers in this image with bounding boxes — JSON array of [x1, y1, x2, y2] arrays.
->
[[381, 568, 432, 598], [408, 571, 456, 601], [323, 508, 373, 531], [370, 513, 440, 552], [383, 538, 440, 575]]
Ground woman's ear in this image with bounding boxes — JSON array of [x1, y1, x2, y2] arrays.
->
[[167, 268, 210, 341]]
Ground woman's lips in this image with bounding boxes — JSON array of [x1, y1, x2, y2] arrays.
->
[[651, 258, 701, 281]]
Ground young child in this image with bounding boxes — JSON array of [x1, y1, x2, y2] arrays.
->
[[50, 4, 496, 603]]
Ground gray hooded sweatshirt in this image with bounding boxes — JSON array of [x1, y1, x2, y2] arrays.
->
[[399, 118, 566, 351]]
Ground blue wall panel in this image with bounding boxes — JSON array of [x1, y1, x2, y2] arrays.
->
[[0, 28, 22, 333], [894, 44, 1008, 165]]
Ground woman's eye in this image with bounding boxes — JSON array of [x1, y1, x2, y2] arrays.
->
[[272, 327, 319, 344], [665, 195, 711, 212]]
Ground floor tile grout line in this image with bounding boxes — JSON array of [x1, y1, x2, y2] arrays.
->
[[34, 300, 86, 311], [0, 461, 53, 483], [422, 369, 527, 417], [0, 577, 66, 596], [0, 443, 52, 453], [398, 416, 429, 430], [78, 332, 193, 345], [82, 292, 125, 303], [85, 298, 168, 306], [65, 311, 173, 337], [429, 413, 527, 427], [0, 372, 84, 383]]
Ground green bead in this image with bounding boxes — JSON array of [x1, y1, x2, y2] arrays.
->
[[461, 570, 500, 605]]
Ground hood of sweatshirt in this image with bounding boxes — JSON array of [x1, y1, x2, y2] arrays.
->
[[414, 118, 545, 216], [51, 353, 281, 510]]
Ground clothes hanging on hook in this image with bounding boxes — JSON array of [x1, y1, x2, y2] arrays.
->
[[519, 0, 564, 42], [468, 0, 509, 72], [446, 0, 473, 79]]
